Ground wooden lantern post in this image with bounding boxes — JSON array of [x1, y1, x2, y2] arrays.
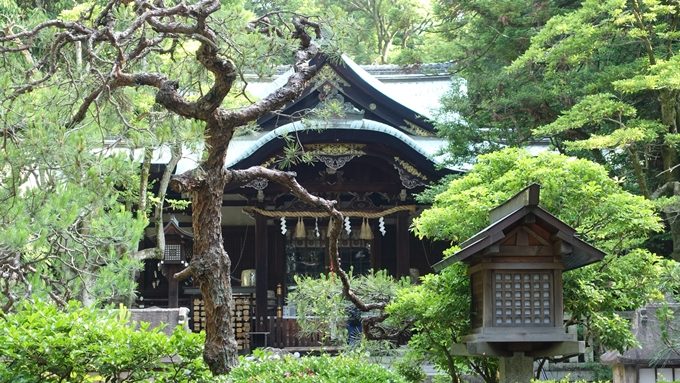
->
[[160, 216, 194, 308], [432, 184, 605, 382]]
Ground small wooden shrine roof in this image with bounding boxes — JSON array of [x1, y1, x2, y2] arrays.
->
[[151, 216, 194, 240], [433, 184, 605, 272]]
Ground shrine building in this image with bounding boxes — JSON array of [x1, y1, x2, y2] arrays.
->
[[135, 55, 457, 351]]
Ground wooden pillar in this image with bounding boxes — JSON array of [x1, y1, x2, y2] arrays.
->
[[371, 222, 382, 270], [255, 214, 268, 330], [396, 211, 410, 278], [499, 352, 534, 383], [166, 264, 180, 308]]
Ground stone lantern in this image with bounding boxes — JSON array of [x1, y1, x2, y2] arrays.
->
[[433, 184, 604, 381], [161, 216, 193, 265], [160, 216, 193, 308]]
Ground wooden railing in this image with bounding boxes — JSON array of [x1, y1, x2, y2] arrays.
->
[[253, 317, 323, 349]]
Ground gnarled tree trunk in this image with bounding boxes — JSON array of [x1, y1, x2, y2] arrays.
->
[[190, 169, 238, 373]]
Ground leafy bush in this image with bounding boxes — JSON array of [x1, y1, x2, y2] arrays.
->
[[287, 270, 409, 345], [393, 354, 426, 383], [226, 352, 407, 383], [0, 300, 213, 382]]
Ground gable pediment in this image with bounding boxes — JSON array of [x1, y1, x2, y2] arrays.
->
[[490, 225, 555, 258], [256, 55, 437, 136]]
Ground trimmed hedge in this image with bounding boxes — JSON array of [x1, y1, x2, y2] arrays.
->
[[2, 301, 410, 383]]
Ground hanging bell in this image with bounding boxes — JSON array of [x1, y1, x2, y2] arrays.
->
[[359, 218, 374, 240], [294, 217, 307, 239]]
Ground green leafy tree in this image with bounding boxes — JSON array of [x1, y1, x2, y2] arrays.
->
[[435, 0, 680, 260], [0, 53, 148, 309], [432, 0, 581, 165], [401, 148, 669, 378], [655, 261, 680, 359], [507, 0, 680, 259], [0, 0, 210, 311], [288, 270, 410, 344], [246, 0, 436, 64], [388, 263, 497, 383], [270, 0, 433, 64]]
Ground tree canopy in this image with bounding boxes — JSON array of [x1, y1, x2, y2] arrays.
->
[[244, 0, 441, 64], [433, 0, 680, 260], [0, 0, 152, 309], [432, 0, 580, 164], [508, 0, 680, 259]]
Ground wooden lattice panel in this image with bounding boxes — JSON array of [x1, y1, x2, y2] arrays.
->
[[493, 271, 552, 326], [164, 244, 182, 262]]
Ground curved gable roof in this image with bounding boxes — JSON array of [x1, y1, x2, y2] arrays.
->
[[256, 54, 441, 137], [228, 119, 437, 169]]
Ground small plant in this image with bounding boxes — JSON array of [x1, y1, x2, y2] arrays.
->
[[393, 353, 426, 383], [227, 352, 408, 383], [288, 270, 409, 346]]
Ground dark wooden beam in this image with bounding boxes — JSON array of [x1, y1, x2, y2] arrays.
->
[[395, 211, 410, 278], [254, 214, 268, 331]]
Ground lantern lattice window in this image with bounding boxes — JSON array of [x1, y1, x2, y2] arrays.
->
[[493, 271, 553, 326], [164, 244, 182, 262]]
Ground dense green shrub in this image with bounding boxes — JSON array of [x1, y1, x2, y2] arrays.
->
[[226, 352, 408, 383], [393, 354, 426, 383], [0, 300, 212, 382]]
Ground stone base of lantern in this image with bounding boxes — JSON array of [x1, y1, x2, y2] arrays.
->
[[463, 326, 576, 344], [453, 329, 585, 357], [452, 340, 584, 383], [498, 352, 534, 383]]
